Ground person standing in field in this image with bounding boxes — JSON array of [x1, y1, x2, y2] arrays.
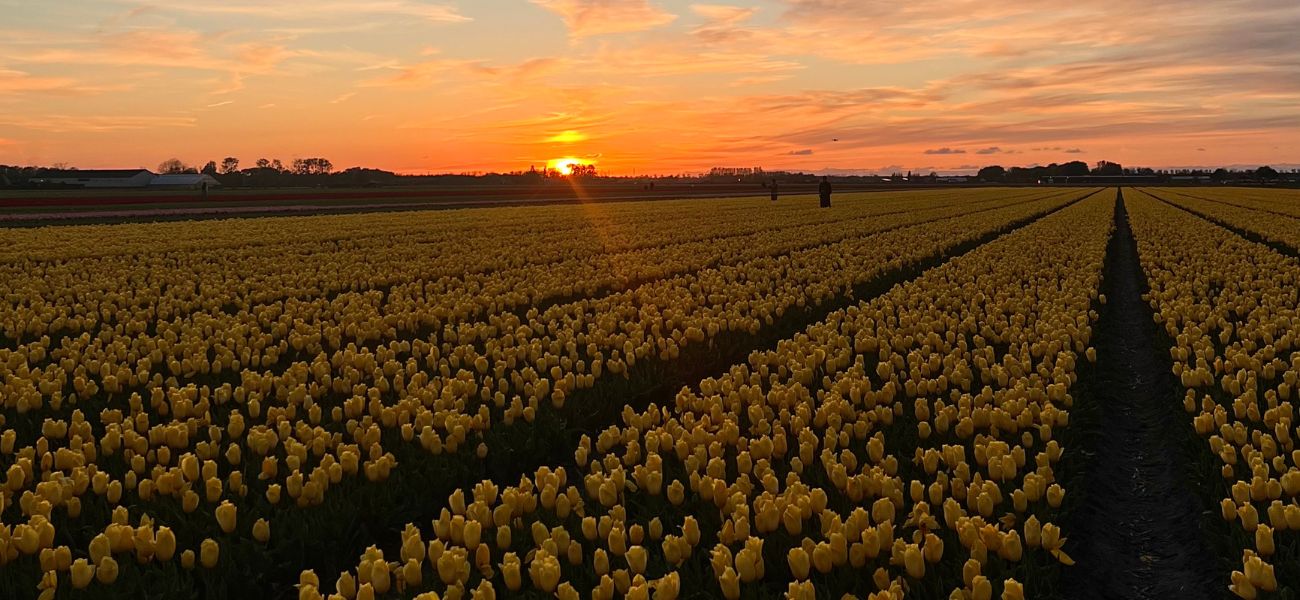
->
[[819, 176, 832, 208], [770, 179, 779, 202]]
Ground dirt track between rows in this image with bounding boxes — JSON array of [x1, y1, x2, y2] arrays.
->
[[1061, 190, 1220, 599]]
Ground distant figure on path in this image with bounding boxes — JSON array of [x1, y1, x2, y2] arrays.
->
[[770, 179, 778, 202], [819, 176, 832, 208]]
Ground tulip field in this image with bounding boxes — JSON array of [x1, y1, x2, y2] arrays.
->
[[2, 186, 1300, 599]]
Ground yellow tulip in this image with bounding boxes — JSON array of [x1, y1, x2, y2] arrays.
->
[[528, 550, 561, 592], [371, 560, 391, 594], [1255, 525, 1274, 557], [403, 558, 423, 588], [71, 558, 95, 589], [437, 549, 463, 585], [1040, 523, 1061, 550], [971, 576, 992, 600], [718, 567, 741, 600], [201, 538, 220, 568], [96, 556, 119, 584], [1231, 570, 1258, 599], [1002, 578, 1024, 600], [501, 553, 522, 591], [89, 533, 111, 564], [337, 572, 358, 599], [1245, 555, 1277, 592], [253, 519, 271, 543], [903, 544, 925, 579], [155, 527, 176, 562], [811, 542, 833, 574], [626, 545, 648, 575], [216, 501, 237, 534], [787, 546, 811, 580], [1047, 484, 1064, 508]]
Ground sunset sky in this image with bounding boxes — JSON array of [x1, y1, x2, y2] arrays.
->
[[1, 0, 1296, 175]]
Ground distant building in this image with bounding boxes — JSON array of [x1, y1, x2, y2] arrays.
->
[[27, 169, 222, 190], [148, 174, 222, 189], [31, 169, 156, 188]]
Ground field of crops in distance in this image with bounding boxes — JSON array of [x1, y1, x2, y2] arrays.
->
[[4, 186, 1300, 600]]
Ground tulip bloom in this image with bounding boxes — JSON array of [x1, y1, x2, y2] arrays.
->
[[200, 539, 220, 569]]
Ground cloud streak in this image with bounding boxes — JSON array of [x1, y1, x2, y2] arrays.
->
[[530, 0, 676, 37]]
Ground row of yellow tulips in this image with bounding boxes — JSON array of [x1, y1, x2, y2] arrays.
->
[[1126, 189, 1299, 597]]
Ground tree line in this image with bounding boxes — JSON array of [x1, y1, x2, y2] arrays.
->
[[156, 157, 335, 176], [975, 161, 1288, 183]]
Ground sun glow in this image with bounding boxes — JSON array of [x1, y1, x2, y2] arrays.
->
[[547, 157, 591, 175], [546, 130, 587, 144]]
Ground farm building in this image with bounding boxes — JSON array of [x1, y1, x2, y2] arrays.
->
[[148, 174, 221, 189], [31, 169, 156, 188]]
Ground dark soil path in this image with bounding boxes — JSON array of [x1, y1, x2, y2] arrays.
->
[[1060, 190, 1220, 599]]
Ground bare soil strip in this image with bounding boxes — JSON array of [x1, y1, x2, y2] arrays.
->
[[1060, 190, 1219, 599]]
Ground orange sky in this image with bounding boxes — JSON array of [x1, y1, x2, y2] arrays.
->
[[1, 0, 1297, 175]]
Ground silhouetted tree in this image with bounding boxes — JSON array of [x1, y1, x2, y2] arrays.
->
[[568, 163, 597, 178], [158, 158, 190, 174], [977, 166, 1006, 182], [1211, 168, 1231, 182], [271, 159, 285, 172], [1093, 161, 1123, 176], [201, 161, 219, 175], [255, 158, 271, 169], [220, 157, 240, 174], [1058, 161, 1090, 177], [291, 158, 334, 175], [1257, 166, 1279, 180]]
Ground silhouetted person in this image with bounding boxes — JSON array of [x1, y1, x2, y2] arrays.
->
[[770, 179, 778, 202], [819, 176, 832, 208]]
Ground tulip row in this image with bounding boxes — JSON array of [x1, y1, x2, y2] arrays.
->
[[1125, 189, 1300, 597], [306, 190, 1114, 600], [0, 190, 1092, 596], [1155, 187, 1300, 221], [1146, 188, 1300, 253]]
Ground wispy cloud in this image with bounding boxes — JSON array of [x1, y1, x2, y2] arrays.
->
[[924, 147, 966, 155], [0, 114, 197, 133], [145, 1, 469, 23], [0, 68, 125, 96], [530, 0, 677, 37]]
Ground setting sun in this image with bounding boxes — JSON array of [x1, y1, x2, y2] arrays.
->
[[547, 157, 591, 175]]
